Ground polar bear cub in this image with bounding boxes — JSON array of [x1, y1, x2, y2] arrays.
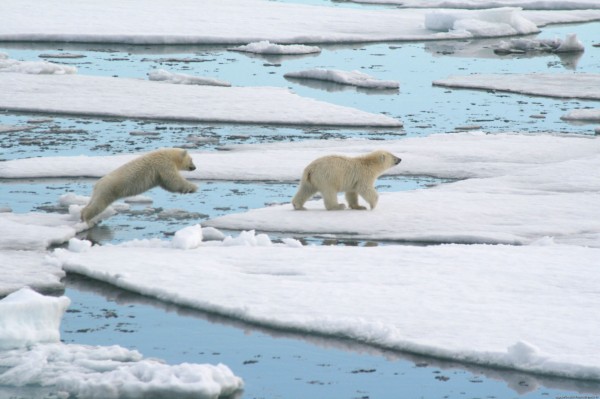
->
[[292, 150, 401, 211], [81, 148, 198, 224]]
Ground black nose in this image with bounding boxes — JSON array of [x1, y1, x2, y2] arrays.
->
[[189, 165, 196, 171], [395, 158, 402, 165]]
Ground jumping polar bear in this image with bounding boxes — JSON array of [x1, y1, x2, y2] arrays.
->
[[81, 148, 198, 223], [291, 150, 401, 211]]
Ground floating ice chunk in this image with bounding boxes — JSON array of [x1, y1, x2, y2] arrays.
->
[[68, 238, 92, 253], [223, 230, 272, 246], [230, 40, 322, 55], [285, 68, 399, 90], [0, 343, 244, 399], [0, 288, 70, 350], [425, 7, 539, 37], [561, 108, 600, 122], [148, 69, 231, 87], [59, 193, 90, 206], [172, 224, 203, 250], [555, 33, 585, 52], [201, 226, 226, 241], [0, 54, 77, 75], [282, 237, 303, 248], [0, 289, 244, 398], [494, 33, 583, 54]]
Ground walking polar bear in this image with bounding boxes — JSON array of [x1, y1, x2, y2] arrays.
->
[[292, 150, 401, 211], [81, 148, 198, 224]]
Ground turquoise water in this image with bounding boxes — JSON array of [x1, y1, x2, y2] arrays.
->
[[1, 11, 599, 399]]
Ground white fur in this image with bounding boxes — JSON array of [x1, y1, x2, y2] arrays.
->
[[81, 148, 197, 223], [292, 150, 401, 211]]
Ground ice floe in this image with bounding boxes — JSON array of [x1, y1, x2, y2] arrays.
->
[[494, 33, 584, 54], [49, 239, 600, 381], [7, 1, 600, 44], [147, 69, 231, 87], [433, 73, 600, 100], [205, 152, 600, 247], [284, 69, 399, 90], [0, 288, 244, 398], [0, 74, 400, 127], [0, 54, 77, 75], [229, 40, 321, 55], [345, 0, 600, 10], [2, 132, 597, 181]]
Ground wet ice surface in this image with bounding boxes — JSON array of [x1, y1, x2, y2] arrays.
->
[[1, 14, 600, 399]]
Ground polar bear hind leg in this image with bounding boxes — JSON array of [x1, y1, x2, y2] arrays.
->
[[321, 188, 346, 211], [292, 181, 318, 210]]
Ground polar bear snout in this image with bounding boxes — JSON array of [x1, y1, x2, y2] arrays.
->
[[188, 165, 196, 171], [394, 157, 402, 165]]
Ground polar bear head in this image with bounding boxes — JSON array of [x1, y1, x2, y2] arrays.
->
[[171, 148, 196, 171], [365, 150, 401, 171]]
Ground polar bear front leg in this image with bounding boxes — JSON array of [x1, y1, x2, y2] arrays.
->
[[359, 187, 379, 210], [322, 189, 346, 211], [345, 191, 367, 210], [159, 170, 197, 194]]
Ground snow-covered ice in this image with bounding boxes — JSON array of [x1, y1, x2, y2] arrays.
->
[[0, 251, 65, 297], [0, 54, 77, 75], [147, 69, 231, 87], [2, 132, 597, 181], [494, 33, 584, 54], [0, 288, 244, 398], [0, 74, 401, 127], [0, 194, 120, 251], [284, 69, 400, 90], [434, 73, 600, 100], [7, 1, 600, 44], [562, 108, 600, 122], [344, 0, 600, 9], [49, 239, 600, 381], [0, 212, 87, 251], [206, 152, 600, 247], [229, 41, 321, 55]]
